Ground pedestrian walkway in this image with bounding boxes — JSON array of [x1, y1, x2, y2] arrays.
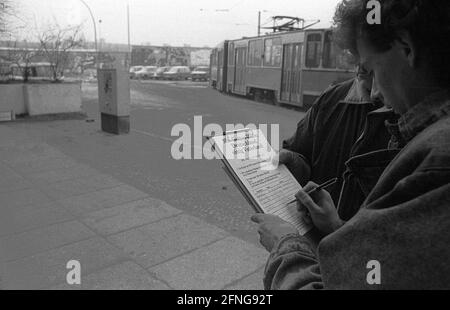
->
[[0, 123, 266, 290]]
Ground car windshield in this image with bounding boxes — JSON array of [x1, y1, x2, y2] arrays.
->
[[194, 67, 209, 72], [167, 67, 180, 73]]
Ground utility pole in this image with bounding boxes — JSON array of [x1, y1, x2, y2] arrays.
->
[[258, 11, 261, 36], [98, 19, 102, 52], [127, 1, 131, 67]]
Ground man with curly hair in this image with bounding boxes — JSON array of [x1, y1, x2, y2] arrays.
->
[[252, 0, 450, 289]]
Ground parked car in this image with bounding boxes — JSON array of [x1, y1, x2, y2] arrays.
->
[[129, 66, 144, 79], [153, 67, 171, 80], [135, 66, 157, 79], [191, 66, 210, 82], [163, 66, 191, 81]]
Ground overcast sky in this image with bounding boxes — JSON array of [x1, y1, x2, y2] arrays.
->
[[12, 0, 342, 47]]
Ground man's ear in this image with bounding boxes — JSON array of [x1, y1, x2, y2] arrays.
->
[[394, 30, 418, 68]]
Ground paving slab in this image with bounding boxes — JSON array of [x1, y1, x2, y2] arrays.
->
[[0, 144, 66, 165], [26, 164, 99, 185], [59, 185, 149, 217], [0, 201, 74, 237], [0, 164, 32, 193], [51, 261, 171, 290], [0, 124, 26, 144], [0, 188, 51, 209], [37, 174, 123, 201], [0, 141, 44, 154], [1, 237, 126, 290], [82, 197, 183, 235], [8, 156, 79, 175], [149, 237, 267, 290], [1, 220, 95, 261], [108, 213, 229, 268]]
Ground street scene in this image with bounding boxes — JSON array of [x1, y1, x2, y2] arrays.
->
[[1, 0, 323, 291], [1, 78, 306, 289], [2, 0, 450, 293]]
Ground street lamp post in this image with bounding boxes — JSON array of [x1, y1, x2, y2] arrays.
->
[[98, 19, 102, 52], [79, 0, 98, 68], [127, 1, 131, 67]]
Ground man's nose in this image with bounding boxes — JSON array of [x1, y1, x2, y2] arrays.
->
[[370, 77, 383, 103]]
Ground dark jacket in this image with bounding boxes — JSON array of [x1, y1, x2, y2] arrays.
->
[[337, 107, 400, 221], [264, 91, 450, 290], [283, 79, 393, 211]]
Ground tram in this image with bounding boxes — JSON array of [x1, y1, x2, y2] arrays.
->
[[210, 29, 355, 108]]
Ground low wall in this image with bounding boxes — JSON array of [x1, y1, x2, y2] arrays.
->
[[0, 84, 27, 115], [24, 83, 82, 116], [0, 82, 82, 117]]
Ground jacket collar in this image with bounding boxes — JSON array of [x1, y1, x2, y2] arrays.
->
[[342, 79, 374, 105], [397, 90, 450, 143]]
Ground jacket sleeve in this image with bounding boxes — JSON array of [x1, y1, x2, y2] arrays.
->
[[318, 168, 450, 289], [264, 234, 324, 290], [282, 103, 318, 165]]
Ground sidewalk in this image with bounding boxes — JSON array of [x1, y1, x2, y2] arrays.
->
[[0, 123, 267, 290]]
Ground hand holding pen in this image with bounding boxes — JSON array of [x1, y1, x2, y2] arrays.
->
[[292, 178, 344, 235], [287, 178, 338, 206]]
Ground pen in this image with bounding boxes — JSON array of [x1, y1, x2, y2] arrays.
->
[[287, 178, 338, 205]]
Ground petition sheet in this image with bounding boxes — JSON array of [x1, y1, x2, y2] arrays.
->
[[212, 129, 312, 235]]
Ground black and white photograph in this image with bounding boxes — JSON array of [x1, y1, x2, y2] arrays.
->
[[0, 0, 449, 295]]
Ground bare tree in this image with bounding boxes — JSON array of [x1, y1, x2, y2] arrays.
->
[[0, 0, 11, 34], [6, 40, 38, 82], [0, 0, 24, 36], [37, 24, 84, 82]]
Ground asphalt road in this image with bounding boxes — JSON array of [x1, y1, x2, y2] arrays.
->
[[51, 80, 307, 245]]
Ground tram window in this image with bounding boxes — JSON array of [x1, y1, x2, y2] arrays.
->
[[228, 43, 234, 66], [322, 32, 336, 68], [218, 51, 223, 67], [248, 40, 262, 67], [264, 38, 282, 67], [211, 51, 217, 66], [305, 33, 322, 68]]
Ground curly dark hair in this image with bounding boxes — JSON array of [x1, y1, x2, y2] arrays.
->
[[333, 0, 450, 87]]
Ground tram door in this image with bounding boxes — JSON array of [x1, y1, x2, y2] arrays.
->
[[217, 49, 224, 91], [234, 47, 246, 94], [281, 43, 302, 105]]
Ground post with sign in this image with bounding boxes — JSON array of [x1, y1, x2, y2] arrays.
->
[[97, 67, 130, 135]]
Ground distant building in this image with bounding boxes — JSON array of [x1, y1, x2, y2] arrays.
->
[[190, 49, 211, 67], [131, 45, 211, 68], [0, 41, 129, 75], [0, 41, 212, 74]]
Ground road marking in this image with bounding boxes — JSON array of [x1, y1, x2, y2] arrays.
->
[[131, 128, 205, 152], [132, 129, 174, 143], [169, 84, 208, 89]]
